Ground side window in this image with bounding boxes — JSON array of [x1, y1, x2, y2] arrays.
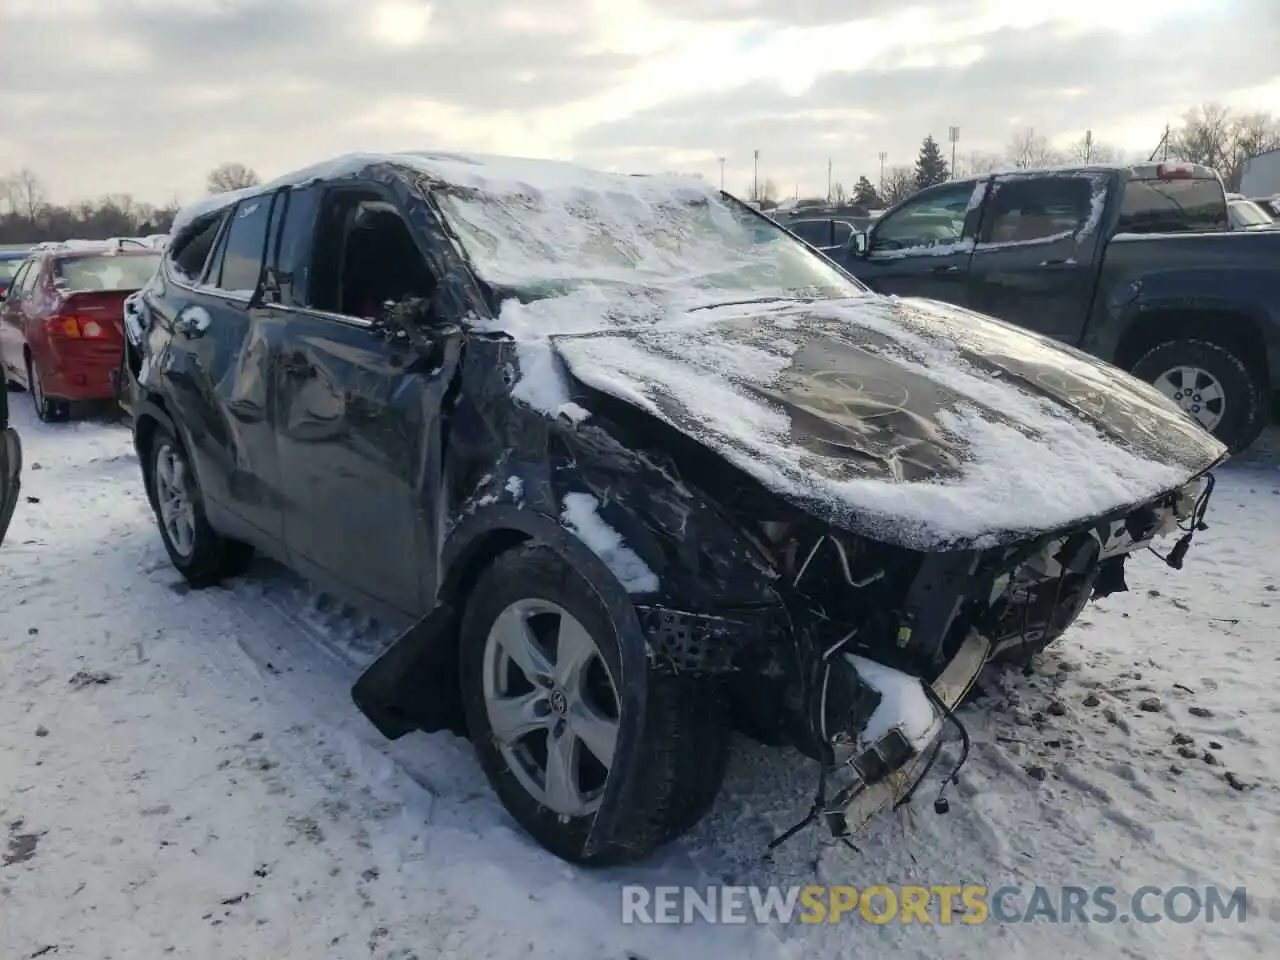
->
[[979, 177, 1093, 245], [871, 182, 976, 253], [168, 214, 226, 283], [831, 221, 853, 246], [20, 261, 42, 296], [272, 186, 320, 307], [215, 197, 273, 293], [6, 263, 31, 298], [308, 190, 437, 319]]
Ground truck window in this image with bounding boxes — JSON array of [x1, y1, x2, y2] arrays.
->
[[871, 182, 974, 253], [1116, 178, 1227, 233], [979, 177, 1093, 245]]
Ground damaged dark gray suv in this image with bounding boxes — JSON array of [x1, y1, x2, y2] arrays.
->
[[125, 152, 1227, 865]]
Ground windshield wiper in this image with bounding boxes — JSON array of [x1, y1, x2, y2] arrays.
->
[[687, 296, 815, 313]]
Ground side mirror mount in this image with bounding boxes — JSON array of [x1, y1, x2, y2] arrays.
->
[[851, 231, 870, 258]]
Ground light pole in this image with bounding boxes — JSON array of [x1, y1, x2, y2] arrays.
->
[[717, 156, 725, 192], [878, 151, 887, 194], [948, 126, 960, 179], [1083, 130, 1093, 163], [753, 149, 759, 202], [827, 158, 832, 205]]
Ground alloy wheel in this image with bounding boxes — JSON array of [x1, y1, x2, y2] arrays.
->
[[154, 442, 197, 558], [481, 598, 620, 817], [1153, 365, 1225, 433]]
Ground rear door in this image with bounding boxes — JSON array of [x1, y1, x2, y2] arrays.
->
[[271, 181, 458, 620], [152, 194, 288, 548], [852, 180, 985, 304], [965, 173, 1107, 343]]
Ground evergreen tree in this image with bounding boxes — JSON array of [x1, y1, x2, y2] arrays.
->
[[914, 135, 950, 188], [851, 175, 880, 207]]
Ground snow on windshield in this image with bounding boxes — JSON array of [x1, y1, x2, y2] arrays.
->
[[412, 154, 858, 302]]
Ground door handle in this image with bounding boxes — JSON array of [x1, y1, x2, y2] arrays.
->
[[932, 264, 961, 275]]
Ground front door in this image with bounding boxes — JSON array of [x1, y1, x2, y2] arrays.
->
[[851, 180, 986, 305], [965, 174, 1106, 344], [272, 184, 457, 620], [152, 192, 288, 546]]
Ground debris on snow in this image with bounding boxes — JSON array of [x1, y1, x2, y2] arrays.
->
[[68, 670, 113, 688]]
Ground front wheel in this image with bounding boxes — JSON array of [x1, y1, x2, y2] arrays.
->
[[145, 424, 253, 584], [1131, 338, 1265, 453], [459, 543, 729, 865]]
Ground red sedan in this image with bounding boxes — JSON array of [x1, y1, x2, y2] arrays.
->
[[1, 243, 161, 421]]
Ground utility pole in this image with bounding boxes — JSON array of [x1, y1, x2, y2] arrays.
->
[[948, 126, 960, 179], [1163, 124, 1170, 161], [827, 158, 832, 205], [717, 156, 725, 192], [878, 151, 887, 193], [753, 149, 759, 202]]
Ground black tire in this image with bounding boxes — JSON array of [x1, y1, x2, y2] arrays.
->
[[143, 423, 254, 585], [26, 357, 69, 423], [458, 543, 730, 865], [1130, 338, 1265, 453]]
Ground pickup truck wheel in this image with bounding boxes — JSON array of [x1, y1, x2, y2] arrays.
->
[[145, 424, 254, 584], [1131, 339, 1264, 453], [458, 543, 729, 865]]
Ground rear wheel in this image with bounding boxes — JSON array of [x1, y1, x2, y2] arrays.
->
[[26, 357, 69, 423], [459, 544, 729, 865], [145, 423, 253, 584], [1131, 339, 1265, 453]]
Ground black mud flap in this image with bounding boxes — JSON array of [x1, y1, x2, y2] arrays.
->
[[351, 601, 467, 739], [0, 426, 22, 548]]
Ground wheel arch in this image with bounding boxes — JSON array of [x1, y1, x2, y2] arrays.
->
[[1115, 305, 1270, 384], [351, 503, 653, 860]]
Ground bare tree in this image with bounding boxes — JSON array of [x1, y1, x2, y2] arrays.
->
[[960, 151, 1005, 177], [1168, 103, 1280, 189], [1005, 128, 1064, 169], [1064, 134, 1118, 164], [12, 168, 46, 222], [206, 162, 261, 194], [831, 181, 848, 205], [881, 165, 916, 205]]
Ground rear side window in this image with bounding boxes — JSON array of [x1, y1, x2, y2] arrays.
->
[[20, 261, 42, 296], [168, 214, 225, 282], [215, 197, 273, 292], [1117, 178, 1227, 233], [979, 177, 1093, 244]]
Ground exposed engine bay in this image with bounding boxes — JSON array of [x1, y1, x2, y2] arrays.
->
[[637, 470, 1216, 845]]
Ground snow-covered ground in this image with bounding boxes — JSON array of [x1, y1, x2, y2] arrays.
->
[[1, 399, 1277, 960]]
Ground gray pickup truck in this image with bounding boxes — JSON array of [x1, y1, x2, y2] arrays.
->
[[822, 162, 1280, 452]]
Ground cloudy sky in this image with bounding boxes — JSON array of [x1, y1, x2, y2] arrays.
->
[[2, 0, 1277, 206]]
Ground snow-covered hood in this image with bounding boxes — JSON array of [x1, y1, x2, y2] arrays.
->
[[550, 294, 1226, 549]]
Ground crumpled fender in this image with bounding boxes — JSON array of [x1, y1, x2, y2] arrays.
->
[[351, 498, 652, 859]]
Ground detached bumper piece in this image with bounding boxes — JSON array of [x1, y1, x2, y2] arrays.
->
[[828, 631, 990, 837]]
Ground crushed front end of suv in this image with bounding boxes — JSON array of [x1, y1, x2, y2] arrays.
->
[[128, 152, 1227, 866]]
